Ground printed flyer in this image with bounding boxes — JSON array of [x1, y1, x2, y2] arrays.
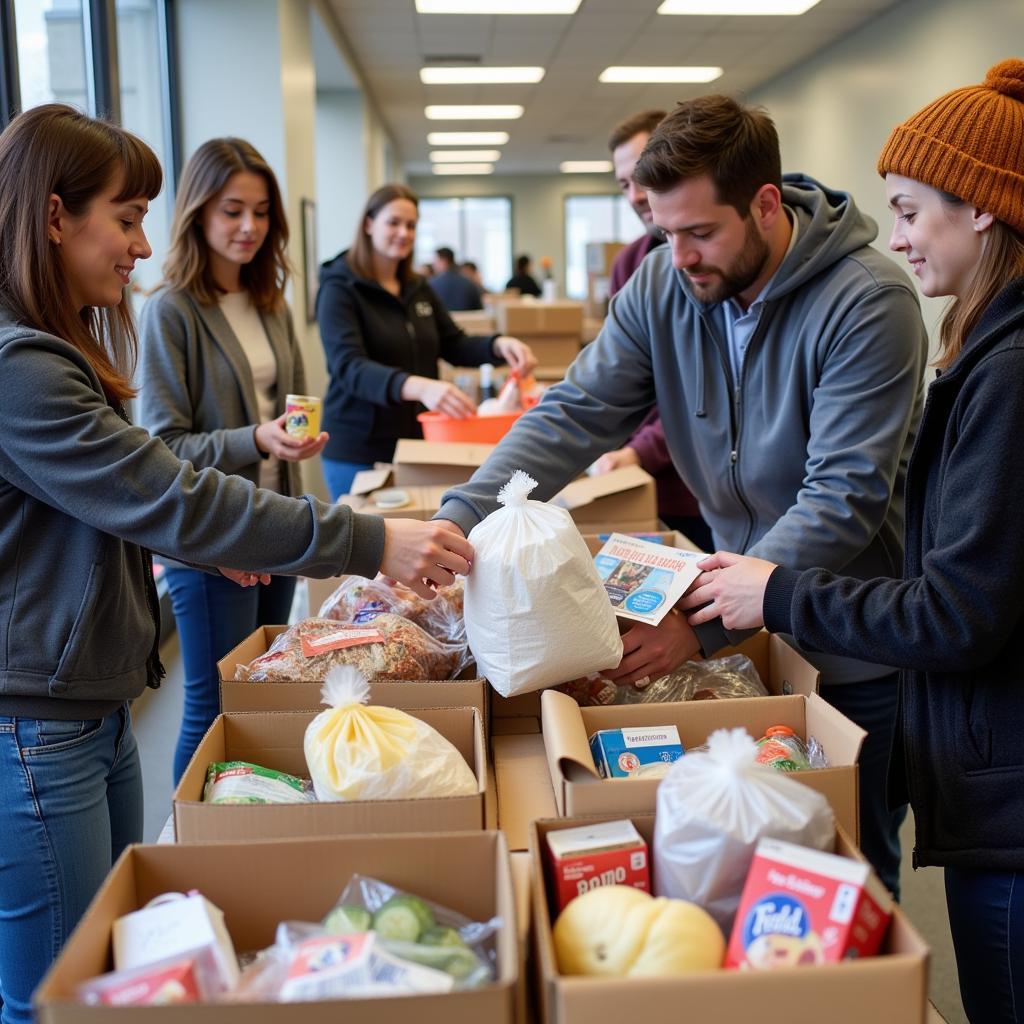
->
[[593, 533, 704, 625]]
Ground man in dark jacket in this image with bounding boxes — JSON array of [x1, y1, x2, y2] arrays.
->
[[430, 246, 483, 312]]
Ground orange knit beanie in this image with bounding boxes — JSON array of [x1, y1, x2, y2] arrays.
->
[[877, 58, 1024, 234]]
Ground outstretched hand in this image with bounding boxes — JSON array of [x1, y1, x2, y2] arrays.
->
[[678, 551, 777, 630], [380, 519, 473, 599], [219, 567, 271, 587]]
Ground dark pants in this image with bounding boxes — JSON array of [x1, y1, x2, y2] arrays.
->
[[164, 567, 296, 783], [820, 671, 906, 899], [945, 865, 1024, 1023]]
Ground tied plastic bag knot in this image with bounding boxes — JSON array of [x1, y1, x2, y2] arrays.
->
[[496, 470, 537, 508], [705, 727, 759, 774], [321, 665, 371, 709]]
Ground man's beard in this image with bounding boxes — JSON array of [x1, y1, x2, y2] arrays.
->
[[687, 216, 771, 304]]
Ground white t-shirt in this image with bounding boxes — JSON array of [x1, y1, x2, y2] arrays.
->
[[219, 290, 281, 493]]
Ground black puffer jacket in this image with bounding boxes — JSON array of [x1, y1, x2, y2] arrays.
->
[[764, 278, 1024, 870], [317, 252, 498, 464]]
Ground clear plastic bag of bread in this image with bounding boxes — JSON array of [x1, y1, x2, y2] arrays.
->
[[463, 470, 623, 698], [654, 727, 835, 934], [304, 666, 478, 802], [317, 575, 465, 646], [234, 614, 470, 682]]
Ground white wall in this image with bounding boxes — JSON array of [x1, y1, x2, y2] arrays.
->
[[748, 0, 1024, 344], [409, 171, 621, 296], [315, 89, 365, 264]]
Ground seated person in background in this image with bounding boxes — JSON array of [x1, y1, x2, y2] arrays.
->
[[461, 260, 486, 294], [429, 246, 483, 311], [505, 253, 542, 296]]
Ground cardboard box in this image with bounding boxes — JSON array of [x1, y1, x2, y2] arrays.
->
[[509, 852, 533, 1024], [530, 814, 929, 1024], [521, 335, 581, 368], [553, 464, 658, 533], [449, 309, 497, 335], [217, 625, 488, 720], [340, 483, 449, 520], [36, 831, 518, 1024], [585, 241, 625, 276], [497, 301, 584, 337], [581, 528, 703, 556], [541, 688, 863, 840], [391, 438, 496, 487], [174, 708, 488, 841], [494, 732, 558, 852]]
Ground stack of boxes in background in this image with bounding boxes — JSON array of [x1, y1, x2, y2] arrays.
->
[[495, 300, 584, 381], [583, 242, 624, 322]]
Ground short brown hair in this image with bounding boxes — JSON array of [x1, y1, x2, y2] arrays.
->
[[607, 109, 666, 154], [0, 104, 162, 403], [162, 138, 290, 313], [348, 184, 419, 285], [633, 95, 781, 215]]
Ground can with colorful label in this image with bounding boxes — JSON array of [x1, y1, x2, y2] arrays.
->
[[284, 394, 321, 439]]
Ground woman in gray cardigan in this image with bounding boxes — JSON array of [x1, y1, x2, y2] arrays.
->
[[137, 139, 327, 781]]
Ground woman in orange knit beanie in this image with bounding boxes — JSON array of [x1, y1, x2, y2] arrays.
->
[[682, 60, 1024, 1023]]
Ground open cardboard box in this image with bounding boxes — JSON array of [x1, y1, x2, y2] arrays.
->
[[494, 730, 558, 852], [174, 708, 489, 841], [581, 528, 703, 556], [496, 300, 584, 336], [541, 688, 863, 840], [217, 625, 487, 719], [530, 813, 929, 1024], [391, 438, 497, 487], [35, 831, 518, 1024]]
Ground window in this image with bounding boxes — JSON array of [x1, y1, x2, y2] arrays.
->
[[415, 196, 512, 294], [14, 0, 88, 112], [564, 194, 646, 300]]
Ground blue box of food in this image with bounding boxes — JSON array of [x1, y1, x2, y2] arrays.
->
[[589, 726, 684, 779]]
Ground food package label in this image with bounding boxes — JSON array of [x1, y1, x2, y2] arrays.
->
[[589, 725, 684, 779]]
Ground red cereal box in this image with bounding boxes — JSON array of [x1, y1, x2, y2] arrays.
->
[[726, 837, 892, 969], [546, 819, 649, 913]]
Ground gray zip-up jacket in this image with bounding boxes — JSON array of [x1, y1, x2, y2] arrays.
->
[[0, 311, 385, 719], [136, 287, 306, 570], [438, 175, 928, 682]]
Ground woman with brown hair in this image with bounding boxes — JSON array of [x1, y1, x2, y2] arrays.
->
[[137, 138, 324, 782], [317, 183, 536, 499], [0, 107, 471, 1024]]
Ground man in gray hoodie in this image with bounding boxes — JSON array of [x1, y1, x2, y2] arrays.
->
[[430, 95, 928, 897]]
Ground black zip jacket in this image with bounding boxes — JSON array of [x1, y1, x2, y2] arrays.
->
[[764, 277, 1024, 870], [317, 252, 499, 464]]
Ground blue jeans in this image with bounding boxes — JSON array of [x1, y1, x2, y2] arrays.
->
[[821, 672, 906, 900], [321, 458, 374, 503], [165, 568, 296, 782], [0, 707, 141, 1024], [945, 865, 1024, 1023]]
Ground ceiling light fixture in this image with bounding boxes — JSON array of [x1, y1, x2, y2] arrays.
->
[[599, 65, 723, 83], [432, 163, 495, 175], [427, 131, 510, 145], [425, 105, 524, 120], [420, 67, 545, 84], [560, 160, 613, 173], [416, 0, 580, 13], [430, 149, 502, 162], [658, 0, 820, 13]]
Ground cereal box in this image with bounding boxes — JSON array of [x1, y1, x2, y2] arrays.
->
[[546, 819, 650, 912], [588, 726, 684, 779], [727, 837, 892, 969]]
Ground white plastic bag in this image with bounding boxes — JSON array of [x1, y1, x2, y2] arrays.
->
[[463, 471, 623, 697], [653, 727, 835, 933], [303, 666, 478, 802]]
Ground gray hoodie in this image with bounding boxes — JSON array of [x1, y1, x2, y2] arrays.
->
[[438, 175, 928, 683]]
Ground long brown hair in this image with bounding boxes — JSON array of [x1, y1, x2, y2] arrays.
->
[[936, 193, 1024, 369], [347, 184, 419, 285], [162, 138, 290, 312], [0, 104, 161, 403]]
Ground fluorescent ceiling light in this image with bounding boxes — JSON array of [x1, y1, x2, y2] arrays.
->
[[430, 149, 502, 162], [658, 0, 820, 13], [599, 65, 723, 83], [416, 0, 580, 13], [420, 67, 545, 84], [426, 105, 524, 120], [560, 160, 613, 173], [427, 131, 510, 145], [432, 163, 495, 175]]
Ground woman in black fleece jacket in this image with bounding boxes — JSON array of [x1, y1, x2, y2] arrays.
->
[[683, 61, 1024, 1024], [316, 184, 535, 499]]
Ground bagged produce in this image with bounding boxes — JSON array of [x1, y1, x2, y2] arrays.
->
[[235, 614, 470, 682], [303, 666, 478, 802], [202, 761, 314, 805], [463, 471, 622, 697], [654, 727, 834, 934]]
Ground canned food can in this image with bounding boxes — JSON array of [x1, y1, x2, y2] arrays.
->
[[284, 394, 321, 439]]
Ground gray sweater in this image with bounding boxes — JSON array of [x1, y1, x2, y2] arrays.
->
[[438, 174, 929, 683], [0, 310, 385, 719]]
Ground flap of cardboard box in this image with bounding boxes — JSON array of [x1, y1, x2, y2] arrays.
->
[[553, 464, 652, 511], [350, 465, 394, 495], [541, 689, 603, 795]]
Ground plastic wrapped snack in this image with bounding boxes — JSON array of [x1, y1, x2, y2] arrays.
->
[[464, 471, 623, 697], [304, 666, 478, 802], [235, 614, 470, 682], [202, 761, 314, 805], [755, 725, 829, 772], [654, 727, 835, 934], [318, 576, 465, 647]]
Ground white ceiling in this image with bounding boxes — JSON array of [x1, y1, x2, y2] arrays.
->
[[323, 0, 906, 175]]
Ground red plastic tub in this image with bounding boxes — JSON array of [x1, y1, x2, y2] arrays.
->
[[417, 410, 523, 443]]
